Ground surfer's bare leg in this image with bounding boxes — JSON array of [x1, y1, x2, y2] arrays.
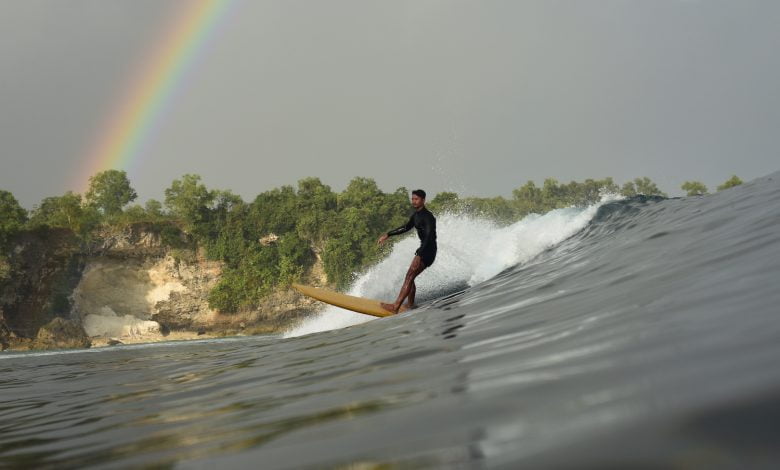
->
[[407, 281, 416, 308], [382, 256, 426, 313]]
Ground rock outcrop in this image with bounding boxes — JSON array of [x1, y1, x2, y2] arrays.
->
[[0, 309, 12, 351], [148, 255, 223, 331], [71, 229, 221, 340], [0, 228, 83, 339], [33, 317, 91, 350], [0, 222, 323, 351]]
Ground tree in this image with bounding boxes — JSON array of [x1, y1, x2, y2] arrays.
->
[[338, 177, 384, 210], [681, 181, 708, 196], [295, 177, 337, 244], [29, 192, 82, 228], [121, 204, 148, 222], [513, 181, 543, 215], [277, 232, 313, 285], [249, 185, 298, 236], [633, 177, 667, 197], [164, 174, 214, 229], [28, 192, 99, 235], [430, 191, 459, 211], [0, 190, 27, 247], [621, 177, 666, 197], [540, 178, 570, 210], [196, 189, 245, 245], [144, 199, 164, 217], [717, 175, 743, 191], [210, 190, 243, 228], [569, 178, 620, 206], [85, 170, 137, 216], [620, 181, 637, 197]]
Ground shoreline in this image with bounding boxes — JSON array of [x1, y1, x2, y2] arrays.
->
[[2, 328, 284, 353]]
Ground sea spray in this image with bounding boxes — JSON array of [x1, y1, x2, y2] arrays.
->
[[284, 196, 618, 338]]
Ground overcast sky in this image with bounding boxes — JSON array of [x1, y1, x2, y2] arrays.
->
[[1, 0, 779, 208]]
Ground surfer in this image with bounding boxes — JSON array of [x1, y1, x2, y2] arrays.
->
[[377, 189, 437, 314]]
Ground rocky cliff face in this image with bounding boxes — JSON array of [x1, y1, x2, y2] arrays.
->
[[0, 228, 84, 339], [73, 248, 223, 339], [33, 317, 91, 350], [0, 310, 13, 350], [0, 224, 321, 351]]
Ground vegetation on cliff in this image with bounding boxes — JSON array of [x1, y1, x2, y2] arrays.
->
[[1, 171, 744, 315], [0, 190, 27, 249], [717, 175, 743, 191]]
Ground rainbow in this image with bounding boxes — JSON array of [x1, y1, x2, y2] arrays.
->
[[74, 0, 235, 190]]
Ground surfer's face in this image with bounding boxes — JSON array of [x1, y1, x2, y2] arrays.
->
[[411, 194, 424, 209]]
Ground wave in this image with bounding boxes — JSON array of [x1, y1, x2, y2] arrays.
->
[[284, 194, 621, 337]]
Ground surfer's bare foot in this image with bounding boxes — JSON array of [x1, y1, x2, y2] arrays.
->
[[380, 302, 399, 314], [406, 303, 417, 310]]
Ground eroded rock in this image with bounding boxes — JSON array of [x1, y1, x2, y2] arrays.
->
[[0, 310, 12, 351], [33, 317, 91, 350]]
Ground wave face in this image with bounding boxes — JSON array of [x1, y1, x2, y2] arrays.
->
[[285, 198, 615, 337], [1, 173, 779, 468]]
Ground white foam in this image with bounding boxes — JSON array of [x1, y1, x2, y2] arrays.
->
[[284, 196, 619, 338]]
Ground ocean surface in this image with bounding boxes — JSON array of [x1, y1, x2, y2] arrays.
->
[[2, 173, 779, 469]]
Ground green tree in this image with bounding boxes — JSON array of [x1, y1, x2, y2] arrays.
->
[[463, 196, 517, 223], [29, 192, 81, 228], [249, 185, 298, 237], [540, 178, 570, 210], [27, 191, 99, 235], [681, 181, 708, 196], [513, 181, 543, 215], [717, 175, 743, 191], [144, 199, 164, 217], [621, 177, 666, 197], [0, 190, 27, 247], [295, 177, 337, 245], [164, 174, 214, 230], [338, 177, 385, 209], [120, 204, 148, 223], [277, 232, 313, 285], [85, 170, 137, 216], [620, 181, 637, 197], [569, 178, 620, 206], [429, 191, 459, 212], [208, 242, 283, 312], [209, 190, 244, 230], [633, 177, 667, 197]]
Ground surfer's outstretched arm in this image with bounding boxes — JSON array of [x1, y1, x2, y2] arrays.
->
[[378, 215, 415, 245], [387, 215, 414, 236]]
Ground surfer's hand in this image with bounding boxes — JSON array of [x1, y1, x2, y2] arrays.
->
[[377, 234, 389, 245]]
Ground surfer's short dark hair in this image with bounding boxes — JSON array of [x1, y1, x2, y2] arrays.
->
[[412, 189, 426, 199]]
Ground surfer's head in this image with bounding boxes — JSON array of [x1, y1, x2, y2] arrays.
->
[[411, 189, 426, 209]]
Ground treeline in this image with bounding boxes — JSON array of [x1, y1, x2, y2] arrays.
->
[[0, 171, 743, 312], [681, 175, 743, 196]]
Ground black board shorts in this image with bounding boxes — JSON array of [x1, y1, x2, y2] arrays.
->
[[417, 246, 437, 268]]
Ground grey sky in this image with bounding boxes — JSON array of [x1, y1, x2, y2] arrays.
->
[[1, 0, 779, 208]]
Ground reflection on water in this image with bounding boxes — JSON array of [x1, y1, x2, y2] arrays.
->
[[1, 174, 780, 468]]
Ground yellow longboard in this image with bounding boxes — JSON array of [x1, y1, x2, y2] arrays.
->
[[292, 283, 408, 317]]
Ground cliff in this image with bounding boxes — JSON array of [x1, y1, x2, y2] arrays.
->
[[0, 223, 323, 351]]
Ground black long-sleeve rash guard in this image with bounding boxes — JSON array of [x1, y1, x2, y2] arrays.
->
[[387, 207, 437, 257]]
